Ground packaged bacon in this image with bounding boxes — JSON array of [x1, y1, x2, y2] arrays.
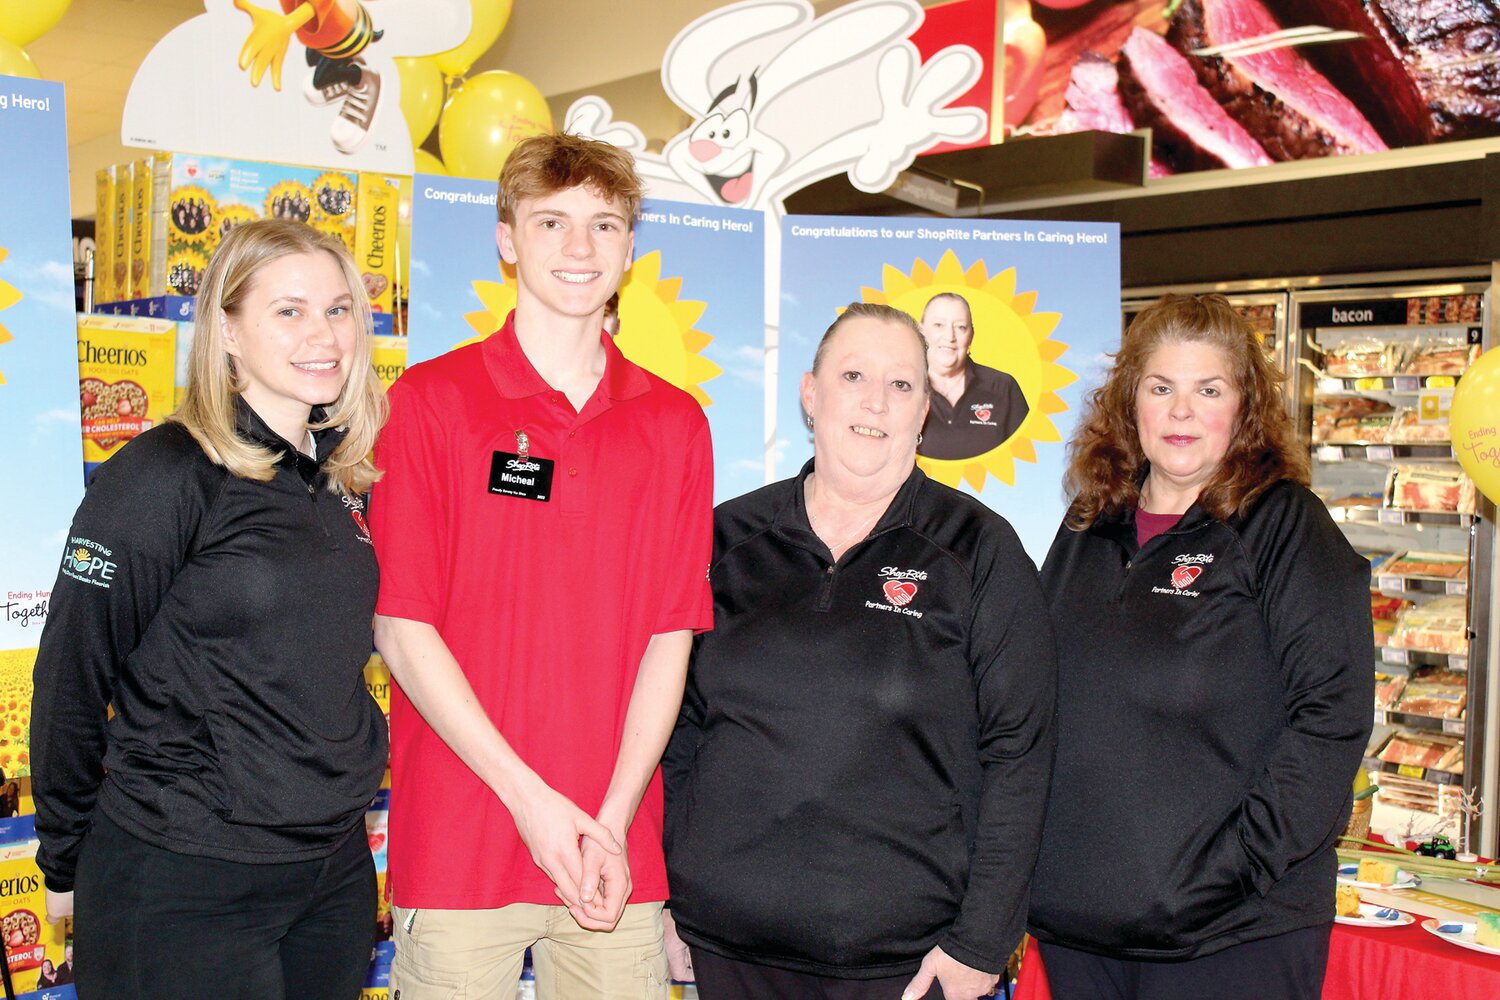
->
[[1386, 466, 1475, 513], [1378, 732, 1462, 771], [1325, 337, 1401, 377], [1390, 596, 1468, 654], [1402, 336, 1475, 376], [1387, 408, 1451, 444]]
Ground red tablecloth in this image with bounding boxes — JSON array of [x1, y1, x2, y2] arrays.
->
[[1013, 912, 1500, 1000]]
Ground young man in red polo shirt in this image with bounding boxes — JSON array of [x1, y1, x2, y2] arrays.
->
[[370, 133, 713, 998]]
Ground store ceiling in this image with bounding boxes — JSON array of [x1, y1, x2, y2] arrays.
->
[[27, 0, 800, 217]]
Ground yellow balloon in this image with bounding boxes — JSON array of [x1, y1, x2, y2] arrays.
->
[[1449, 347, 1500, 504], [396, 57, 445, 147], [439, 71, 552, 180], [433, 0, 513, 79], [0, 37, 39, 79], [412, 148, 447, 176], [0, 0, 70, 47]]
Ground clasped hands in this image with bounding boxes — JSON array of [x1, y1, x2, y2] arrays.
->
[[511, 779, 631, 931]]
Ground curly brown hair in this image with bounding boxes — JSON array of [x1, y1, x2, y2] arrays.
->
[[1064, 293, 1307, 529]]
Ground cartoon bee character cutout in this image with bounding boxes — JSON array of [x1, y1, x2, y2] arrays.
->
[[234, 0, 384, 153]]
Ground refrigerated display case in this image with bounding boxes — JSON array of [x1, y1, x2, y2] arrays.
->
[[1289, 279, 1494, 857]]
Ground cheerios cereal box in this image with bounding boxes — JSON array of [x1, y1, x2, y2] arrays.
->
[[0, 843, 71, 997], [93, 168, 115, 305], [128, 159, 154, 301], [355, 173, 399, 315], [370, 335, 407, 390], [76, 315, 176, 473], [110, 168, 131, 309]]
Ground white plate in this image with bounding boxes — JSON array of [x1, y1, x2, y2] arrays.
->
[[1420, 918, 1500, 956], [1337, 863, 1420, 890], [1335, 902, 1413, 928]]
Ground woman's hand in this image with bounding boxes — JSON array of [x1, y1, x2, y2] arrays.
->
[[45, 889, 73, 924], [902, 945, 999, 1000], [662, 907, 694, 982]]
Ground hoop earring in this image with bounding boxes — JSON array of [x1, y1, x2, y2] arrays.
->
[[916, 432, 923, 446]]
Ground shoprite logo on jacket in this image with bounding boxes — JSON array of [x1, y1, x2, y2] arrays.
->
[[869, 566, 927, 618], [1154, 553, 1213, 598], [61, 536, 116, 589]]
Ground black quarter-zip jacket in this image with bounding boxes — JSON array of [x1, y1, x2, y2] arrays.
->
[[1029, 480, 1374, 960], [663, 460, 1057, 978], [32, 401, 387, 892]]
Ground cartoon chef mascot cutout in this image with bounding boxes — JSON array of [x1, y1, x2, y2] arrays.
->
[[565, 0, 985, 477], [121, 0, 468, 172], [565, 0, 986, 213], [233, 0, 383, 154]]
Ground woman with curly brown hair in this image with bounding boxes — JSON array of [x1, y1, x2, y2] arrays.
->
[[1027, 294, 1373, 1000]]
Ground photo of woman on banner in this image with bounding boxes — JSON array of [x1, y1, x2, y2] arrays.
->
[[918, 292, 1030, 461], [663, 303, 1056, 1000], [30, 219, 389, 999]]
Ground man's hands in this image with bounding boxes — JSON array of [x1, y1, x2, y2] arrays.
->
[[510, 777, 621, 912], [45, 889, 73, 924], [563, 828, 633, 931], [902, 945, 999, 1000]]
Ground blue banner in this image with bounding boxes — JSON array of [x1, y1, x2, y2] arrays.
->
[[407, 176, 766, 502], [0, 76, 82, 654], [778, 216, 1121, 563]]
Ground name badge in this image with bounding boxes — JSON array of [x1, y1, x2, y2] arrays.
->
[[489, 451, 554, 502]]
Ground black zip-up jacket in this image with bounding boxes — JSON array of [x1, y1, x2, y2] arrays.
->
[[1029, 480, 1373, 960], [32, 401, 387, 892], [663, 461, 1056, 978]]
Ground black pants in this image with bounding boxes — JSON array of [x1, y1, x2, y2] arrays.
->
[[1038, 924, 1331, 1000], [691, 946, 945, 999], [74, 810, 376, 1000]]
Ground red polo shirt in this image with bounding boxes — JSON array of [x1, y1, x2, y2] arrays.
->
[[371, 312, 714, 908]]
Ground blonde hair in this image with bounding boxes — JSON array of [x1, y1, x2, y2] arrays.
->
[[170, 219, 385, 496]]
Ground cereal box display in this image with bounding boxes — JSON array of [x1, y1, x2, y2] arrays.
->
[[164, 155, 358, 297], [355, 173, 400, 316], [371, 335, 407, 390], [76, 315, 176, 474], [92, 168, 115, 305], [0, 843, 72, 998]]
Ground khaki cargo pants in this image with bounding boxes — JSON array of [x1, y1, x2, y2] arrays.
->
[[391, 901, 669, 999]]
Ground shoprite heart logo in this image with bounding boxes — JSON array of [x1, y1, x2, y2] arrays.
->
[[1171, 565, 1202, 589], [883, 580, 918, 606], [974, 408, 991, 422]]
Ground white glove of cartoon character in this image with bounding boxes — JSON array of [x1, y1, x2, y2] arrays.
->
[[563, 96, 648, 153], [851, 45, 986, 193]]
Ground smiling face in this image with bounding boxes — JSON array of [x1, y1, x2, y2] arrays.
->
[[801, 315, 930, 489], [1135, 339, 1243, 510], [220, 249, 356, 441], [920, 295, 975, 378], [497, 184, 634, 326]]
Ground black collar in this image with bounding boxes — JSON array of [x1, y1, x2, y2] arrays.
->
[[771, 457, 927, 558], [233, 396, 345, 481]]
